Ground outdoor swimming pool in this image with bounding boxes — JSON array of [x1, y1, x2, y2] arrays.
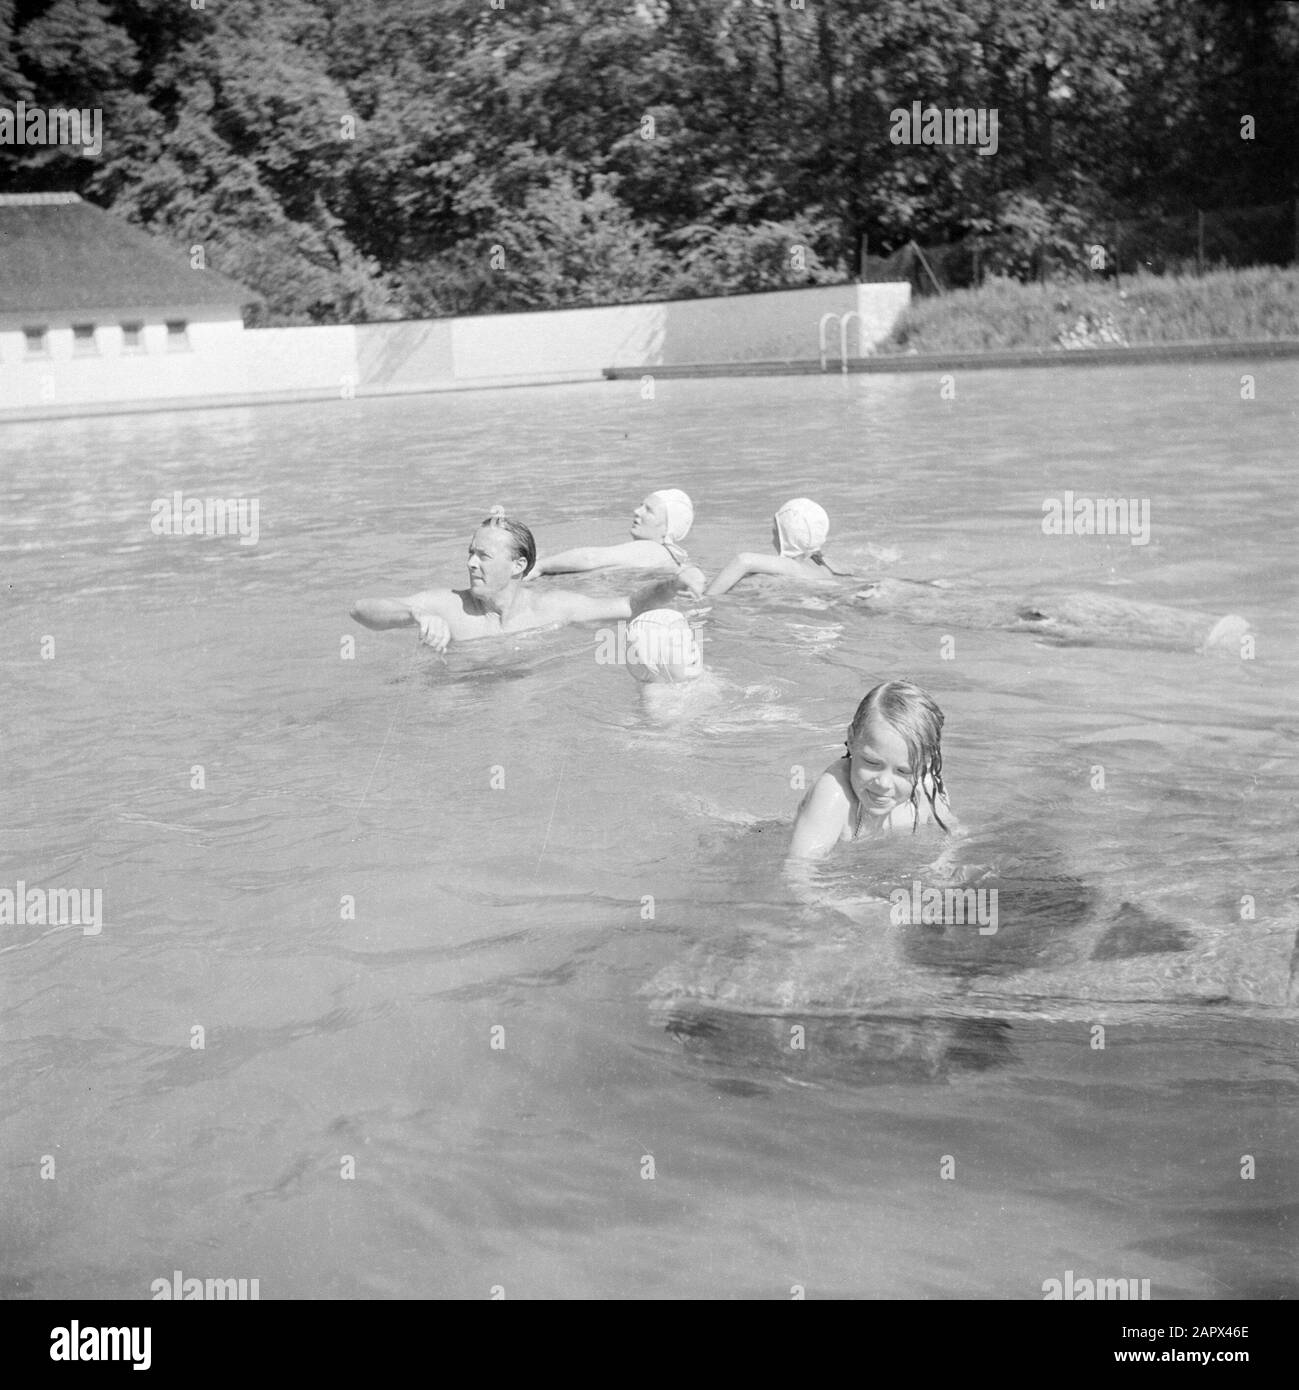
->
[[3, 362, 1296, 1299]]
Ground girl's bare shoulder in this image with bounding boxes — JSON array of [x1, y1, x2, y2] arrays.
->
[[793, 759, 848, 815], [810, 757, 852, 802]]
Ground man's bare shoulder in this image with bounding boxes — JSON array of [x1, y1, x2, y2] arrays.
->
[[527, 587, 622, 626], [406, 588, 494, 636], [405, 587, 476, 613]]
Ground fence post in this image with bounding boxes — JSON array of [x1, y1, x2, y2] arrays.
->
[[1196, 209, 1205, 276], [1113, 220, 1121, 289], [858, 231, 868, 282], [1294, 198, 1299, 265], [910, 239, 945, 296], [973, 238, 981, 287]]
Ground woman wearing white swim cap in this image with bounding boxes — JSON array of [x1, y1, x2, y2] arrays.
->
[[531, 489, 694, 576], [703, 498, 856, 596]]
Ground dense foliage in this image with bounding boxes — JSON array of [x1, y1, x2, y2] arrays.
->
[[3, 0, 1297, 324], [881, 266, 1299, 354]]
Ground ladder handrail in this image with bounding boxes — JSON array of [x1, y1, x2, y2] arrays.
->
[[818, 310, 864, 373]]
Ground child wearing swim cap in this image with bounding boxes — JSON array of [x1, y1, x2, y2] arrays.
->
[[702, 498, 856, 596], [787, 680, 955, 860], [624, 608, 703, 684]]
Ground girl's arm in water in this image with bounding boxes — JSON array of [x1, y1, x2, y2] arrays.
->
[[785, 762, 851, 861], [923, 820, 966, 882], [675, 564, 708, 597], [782, 764, 853, 913], [706, 552, 815, 596], [532, 542, 674, 576]]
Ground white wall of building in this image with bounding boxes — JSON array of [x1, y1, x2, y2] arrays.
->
[[242, 324, 358, 395], [1, 283, 912, 417], [0, 307, 247, 411]]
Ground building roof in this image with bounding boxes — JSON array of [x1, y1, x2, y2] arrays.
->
[[0, 193, 261, 314]]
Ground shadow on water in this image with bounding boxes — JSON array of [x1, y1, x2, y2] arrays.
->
[[643, 817, 1277, 1090], [643, 882, 1066, 1090], [895, 872, 1092, 976], [659, 1001, 1018, 1089]]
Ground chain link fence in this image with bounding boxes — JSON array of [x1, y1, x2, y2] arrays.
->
[[859, 201, 1299, 294]]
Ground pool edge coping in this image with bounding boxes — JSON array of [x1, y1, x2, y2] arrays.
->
[[2, 337, 1296, 423], [602, 338, 1299, 379]]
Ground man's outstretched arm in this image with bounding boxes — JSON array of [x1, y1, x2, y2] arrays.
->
[[542, 573, 692, 625], [349, 597, 418, 629], [350, 589, 453, 630]]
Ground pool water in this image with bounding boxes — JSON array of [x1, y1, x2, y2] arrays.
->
[[2, 363, 1296, 1299]]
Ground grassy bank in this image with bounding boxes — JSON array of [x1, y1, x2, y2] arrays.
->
[[878, 266, 1299, 355]]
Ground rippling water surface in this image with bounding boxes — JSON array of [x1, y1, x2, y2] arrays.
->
[[3, 364, 1296, 1299]]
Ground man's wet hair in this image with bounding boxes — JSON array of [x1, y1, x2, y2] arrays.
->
[[480, 507, 536, 577]]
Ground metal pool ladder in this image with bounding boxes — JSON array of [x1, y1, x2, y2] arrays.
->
[[819, 311, 863, 374]]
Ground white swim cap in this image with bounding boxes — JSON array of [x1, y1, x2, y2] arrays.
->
[[643, 489, 694, 564], [1201, 614, 1251, 653], [626, 609, 702, 684], [774, 498, 830, 558]]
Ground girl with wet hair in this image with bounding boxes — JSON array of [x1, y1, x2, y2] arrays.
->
[[788, 680, 954, 860]]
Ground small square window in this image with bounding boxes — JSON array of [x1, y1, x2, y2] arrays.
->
[[73, 323, 98, 356], [24, 326, 48, 357], [165, 319, 190, 351], [121, 322, 144, 353]]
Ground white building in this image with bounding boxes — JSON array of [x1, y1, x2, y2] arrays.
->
[[0, 192, 260, 415], [0, 192, 911, 416]]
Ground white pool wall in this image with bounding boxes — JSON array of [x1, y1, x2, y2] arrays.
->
[[0, 283, 910, 420]]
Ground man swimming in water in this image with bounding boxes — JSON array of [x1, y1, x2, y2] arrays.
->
[[350, 509, 692, 651], [529, 489, 694, 577]]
